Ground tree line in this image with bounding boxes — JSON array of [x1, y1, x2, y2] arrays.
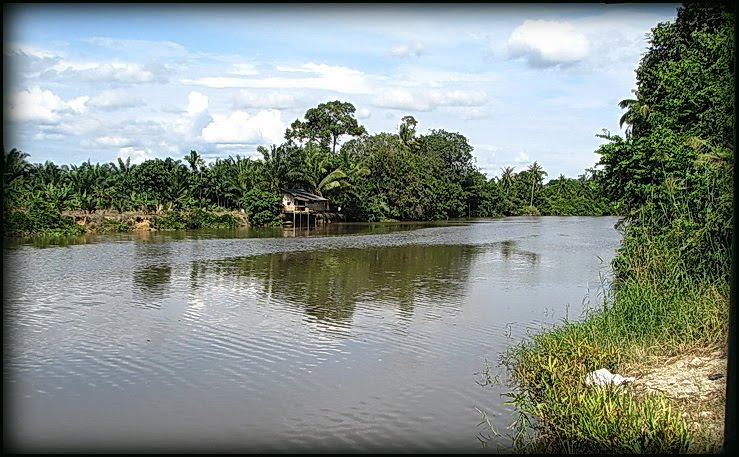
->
[[3, 102, 616, 235]]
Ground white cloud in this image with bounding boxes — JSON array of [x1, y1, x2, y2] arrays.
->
[[356, 107, 371, 119], [174, 92, 213, 139], [8, 86, 88, 123], [87, 90, 144, 110], [507, 20, 589, 67], [514, 152, 530, 163], [50, 60, 158, 83], [68, 96, 90, 114], [187, 91, 209, 115], [33, 133, 65, 141], [372, 88, 488, 111], [201, 109, 285, 145], [117, 146, 156, 164], [95, 136, 132, 147], [6, 42, 57, 59], [389, 41, 426, 57], [182, 62, 371, 94], [393, 66, 500, 88], [227, 63, 259, 76], [233, 91, 303, 109]]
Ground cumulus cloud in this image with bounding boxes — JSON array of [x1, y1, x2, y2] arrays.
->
[[87, 90, 143, 110], [174, 91, 213, 139], [117, 146, 156, 164], [507, 20, 589, 68], [186, 91, 209, 115], [372, 88, 488, 112], [201, 109, 285, 145], [388, 41, 426, 58], [233, 91, 303, 110], [8, 86, 88, 123]]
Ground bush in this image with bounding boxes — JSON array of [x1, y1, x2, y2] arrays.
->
[[240, 190, 282, 227], [151, 209, 239, 230], [95, 217, 131, 234], [3, 201, 86, 237]]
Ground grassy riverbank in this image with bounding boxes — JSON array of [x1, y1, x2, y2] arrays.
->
[[499, 242, 729, 453]]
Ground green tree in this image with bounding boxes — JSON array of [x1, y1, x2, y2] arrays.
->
[[596, 2, 734, 279], [285, 100, 367, 154], [398, 115, 418, 148], [527, 161, 547, 207]]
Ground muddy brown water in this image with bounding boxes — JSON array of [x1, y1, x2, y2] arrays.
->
[[3, 216, 622, 453]]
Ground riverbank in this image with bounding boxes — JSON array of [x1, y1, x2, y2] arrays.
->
[[499, 248, 729, 453], [2, 209, 344, 237]]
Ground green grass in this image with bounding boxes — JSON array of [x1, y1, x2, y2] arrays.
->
[[499, 243, 729, 453]]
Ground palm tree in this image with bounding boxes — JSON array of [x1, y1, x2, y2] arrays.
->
[[618, 90, 649, 136], [224, 155, 259, 204], [259, 144, 295, 193], [185, 150, 204, 172], [527, 161, 547, 207], [500, 166, 515, 195]]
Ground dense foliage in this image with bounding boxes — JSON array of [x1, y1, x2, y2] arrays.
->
[[501, 4, 733, 453], [596, 3, 733, 281], [3, 100, 616, 235]]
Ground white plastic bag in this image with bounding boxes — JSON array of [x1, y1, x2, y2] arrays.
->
[[585, 368, 635, 387]]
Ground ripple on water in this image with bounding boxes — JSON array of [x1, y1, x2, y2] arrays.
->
[[4, 218, 622, 452]]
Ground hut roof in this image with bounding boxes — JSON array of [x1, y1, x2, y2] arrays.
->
[[283, 189, 328, 202]]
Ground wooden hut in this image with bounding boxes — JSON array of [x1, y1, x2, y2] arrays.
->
[[282, 189, 329, 213], [282, 189, 328, 228]]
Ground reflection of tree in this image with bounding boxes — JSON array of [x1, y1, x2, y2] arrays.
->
[[133, 265, 172, 296], [497, 240, 538, 265], [211, 244, 478, 326], [132, 241, 173, 306]]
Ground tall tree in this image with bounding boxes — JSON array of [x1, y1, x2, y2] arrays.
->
[[398, 115, 418, 147], [527, 161, 547, 207], [500, 166, 516, 195], [285, 100, 367, 154]]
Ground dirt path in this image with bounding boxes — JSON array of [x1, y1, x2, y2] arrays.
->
[[626, 347, 727, 451]]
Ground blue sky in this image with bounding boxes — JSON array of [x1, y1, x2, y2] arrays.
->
[[4, 3, 680, 180]]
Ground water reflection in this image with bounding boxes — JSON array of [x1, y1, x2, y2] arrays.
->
[[498, 240, 539, 265], [132, 241, 173, 308], [196, 244, 479, 327]]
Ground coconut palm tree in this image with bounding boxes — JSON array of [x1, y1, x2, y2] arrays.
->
[[500, 166, 515, 195], [527, 161, 547, 207], [618, 90, 649, 136]]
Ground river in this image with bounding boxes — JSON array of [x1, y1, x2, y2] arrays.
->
[[3, 216, 622, 453]]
